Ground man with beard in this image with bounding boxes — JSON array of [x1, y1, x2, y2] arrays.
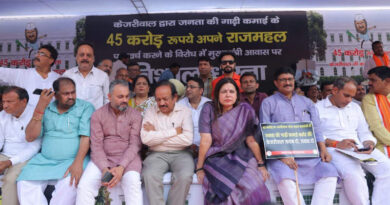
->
[[77, 80, 143, 205], [240, 72, 267, 120], [0, 44, 60, 107], [363, 41, 389, 78], [211, 52, 242, 98], [17, 77, 95, 205], [178, 77, 211, 157], [141, 80, 193, 205], [63, 42, 109, 109], [97, 59, 113, 76]]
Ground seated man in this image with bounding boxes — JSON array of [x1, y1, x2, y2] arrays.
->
[[260, 67, 339, 205], [240, 72, 267, 120], [0, 86, 41, 205], [361, 66, 390, 156], [141, 80, 194, 205], [178, 77, 211, 157], [17, 77, 95, 205], [76, 80, 143, 205], [316, 77, 390, 204]]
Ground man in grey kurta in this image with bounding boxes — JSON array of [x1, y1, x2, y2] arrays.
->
[[260, 67, 339, 205]]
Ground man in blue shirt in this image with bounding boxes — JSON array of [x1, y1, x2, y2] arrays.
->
[[17, 77, 94, 205]]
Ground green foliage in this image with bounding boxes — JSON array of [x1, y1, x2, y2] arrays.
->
[[307, 11, 327, 61], [73, 17, 86, 56], [319, 75, 365, 85], [95, 186, 112, 205]]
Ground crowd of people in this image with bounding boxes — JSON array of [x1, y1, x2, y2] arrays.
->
[[0, 40, 390, 205]]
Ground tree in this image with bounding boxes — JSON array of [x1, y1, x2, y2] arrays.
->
[[73, 17, 86, 55], [307, 11, 327, 61]]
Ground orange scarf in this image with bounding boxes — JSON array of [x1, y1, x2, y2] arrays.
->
[[375, 94, 390, 157], [373, 53, 390, 67]]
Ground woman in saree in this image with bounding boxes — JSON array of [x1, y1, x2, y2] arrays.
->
[[128, 75, 156, 117], [196, 78, 271, 205]]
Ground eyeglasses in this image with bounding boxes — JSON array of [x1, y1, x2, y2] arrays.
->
[[278, 78, 294, 83], [37, 51, 50, 58], [221, 60, 235, 65], [186, 85, 200, 89]]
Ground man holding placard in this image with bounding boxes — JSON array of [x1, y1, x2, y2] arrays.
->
[[260, 67, 339, 205], [316, 77, 390, 205]]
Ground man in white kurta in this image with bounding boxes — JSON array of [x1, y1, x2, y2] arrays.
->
[[0, 86, 41, 205], [62, 42, 109, 109], [316, 77, 390, 205], [0, 44, 60, 107]]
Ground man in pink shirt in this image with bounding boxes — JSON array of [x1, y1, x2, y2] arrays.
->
[[76, 80, 143, 205], [141, 80, 194, 205]]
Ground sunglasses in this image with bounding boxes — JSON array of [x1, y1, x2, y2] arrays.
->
[[221, 60, 235, 65]]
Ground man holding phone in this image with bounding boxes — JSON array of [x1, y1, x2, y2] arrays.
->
[[316, 77, 390, 204], [76, 80, 143, 205], [0, 44, 59, 107]]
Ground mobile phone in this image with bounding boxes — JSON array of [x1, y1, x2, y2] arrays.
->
[[357, 147, 371, 152], [101, 172, 114, 182], [33, 89, 43, 95]]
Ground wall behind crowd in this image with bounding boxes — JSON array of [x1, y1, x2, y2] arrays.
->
[[0, 10, 388, 91]]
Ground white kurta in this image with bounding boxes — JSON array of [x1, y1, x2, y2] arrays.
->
[[62, 66, 109, 109], [0, 67, 60, 107], [0, 105, 41, 165], [316, 97, 390, 205]]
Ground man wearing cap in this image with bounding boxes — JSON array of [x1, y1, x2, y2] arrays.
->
[[0, 44, 60, 107], [110, 52, 130, 82]]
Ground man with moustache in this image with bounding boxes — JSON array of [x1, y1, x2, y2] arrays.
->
[[0, 44, 60, 106], [115, 68, 130, 82], [97, 59, 113, 76], [363, 41, 389, 77], [23, 23, 48, 58], [141, 80, 194, 205], [77, 80, 143, 205], [211, 52, 242, 98], [320, 81, 334, 100], [0, 86, 41, 205], [17, 77, 95, 205], [178, 77, 211, 157], [316, 77, 390, 205], [197, 57, 214, 99], [260, 67, 339, 205], [362, 66, 390, 157], [353, 82, 366, 105], [240, 72, 267, 120], [63, 42, 109, 109]]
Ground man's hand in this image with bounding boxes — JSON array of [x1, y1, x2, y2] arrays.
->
[[280, 158, 297, 170], [196, 170, 205, 184], [357, 140, 375, 154], [176, 127, 183, 135], [107, 166, 125, 188], [258, 167, 270, 181], [36, 89, 54, 112], [63, 160, 83, 187], [320, 148, 332, 162], [143, 122, 156, 132], [0, 160, 12, 173], [336, 139, 358, 150]]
